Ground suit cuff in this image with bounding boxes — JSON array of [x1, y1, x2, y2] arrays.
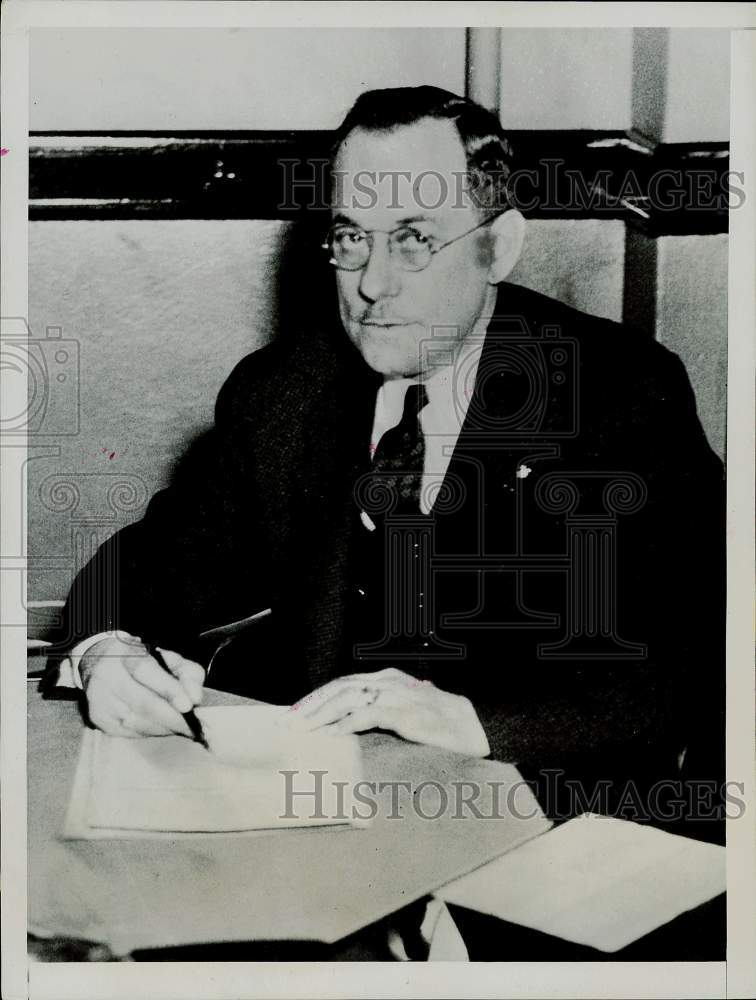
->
[[58, 629, 138, 688], [457, 695, 491, 758]]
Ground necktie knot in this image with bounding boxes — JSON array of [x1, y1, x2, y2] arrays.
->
[[365, 382, 428, 521], [401, 383, 429, 426]]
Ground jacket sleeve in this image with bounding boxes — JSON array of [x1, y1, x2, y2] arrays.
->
[[48, 348, 275, 666], [471, 344, 725, 777]]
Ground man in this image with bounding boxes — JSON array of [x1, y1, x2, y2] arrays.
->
[[54, 87, 724, 810]]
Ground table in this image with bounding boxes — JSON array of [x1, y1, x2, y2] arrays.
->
[[27, 679, 549, 960], [26, 676, 725, 962]]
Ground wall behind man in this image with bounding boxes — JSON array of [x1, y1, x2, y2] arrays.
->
[[498, 27, 729, 459], [30, 26, 726, 453], [26, 213, 626, 605], [27, 27, 728, 607], [30, 27, 466, 130]]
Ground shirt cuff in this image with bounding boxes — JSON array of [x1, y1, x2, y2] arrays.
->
[[58, 629, 138, 688]]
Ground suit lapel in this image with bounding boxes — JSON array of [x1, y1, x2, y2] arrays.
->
[[249, 331, 379, 687], [254, 284, 569, 688]]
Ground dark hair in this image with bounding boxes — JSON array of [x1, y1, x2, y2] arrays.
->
[[331, 85, 515, 217]]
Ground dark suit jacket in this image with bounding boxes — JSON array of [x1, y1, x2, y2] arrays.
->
[[56, 283, 725, 793]]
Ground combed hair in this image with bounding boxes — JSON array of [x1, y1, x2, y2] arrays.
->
[[331, 85, 515, 216]]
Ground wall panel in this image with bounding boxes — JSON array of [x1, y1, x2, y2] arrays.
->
[[31, 27, 466, 131], [26, 216, 628, 603]]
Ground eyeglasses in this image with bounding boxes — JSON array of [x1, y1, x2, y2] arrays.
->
[[322, 210, 508, 273]]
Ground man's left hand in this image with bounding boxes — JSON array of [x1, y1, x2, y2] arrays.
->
[[286, 667, 490, 758]]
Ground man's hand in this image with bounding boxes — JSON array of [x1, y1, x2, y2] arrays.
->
[[79, 635, 205, 738], [286, 667, 490, 758]]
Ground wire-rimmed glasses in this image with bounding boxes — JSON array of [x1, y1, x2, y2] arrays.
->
[[322, 210, 508, 272]]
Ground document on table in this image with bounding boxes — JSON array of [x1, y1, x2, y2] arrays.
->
[[435, 813, 726, 952], [64, 705, 364, 838]]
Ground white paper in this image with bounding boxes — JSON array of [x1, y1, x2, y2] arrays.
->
[[435, 813, 726, 952], [66, 705, 364, 836]]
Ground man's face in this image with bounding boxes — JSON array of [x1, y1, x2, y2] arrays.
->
[[331, 118, 495, 379]]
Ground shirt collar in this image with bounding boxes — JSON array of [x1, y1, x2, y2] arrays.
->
[[377, 302, 493, 432]]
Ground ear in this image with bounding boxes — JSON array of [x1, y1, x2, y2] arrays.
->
[[487, 209, 526, 284]]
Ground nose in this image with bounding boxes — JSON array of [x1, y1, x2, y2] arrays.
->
[[358, 234, 400, 303]]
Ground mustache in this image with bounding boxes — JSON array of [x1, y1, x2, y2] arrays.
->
[[357, 310, 417, 325]]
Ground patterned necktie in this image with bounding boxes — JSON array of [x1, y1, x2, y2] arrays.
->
[[368, 383, 429, 521]]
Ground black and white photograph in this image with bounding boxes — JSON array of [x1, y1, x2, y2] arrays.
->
[[1, 2, 754, 998]]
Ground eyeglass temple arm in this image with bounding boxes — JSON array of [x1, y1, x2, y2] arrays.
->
[[434, 209, 509, 253]]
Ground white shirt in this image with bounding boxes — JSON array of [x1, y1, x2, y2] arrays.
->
[[60, 317, 489, 686], [367, 328, 482, 519]]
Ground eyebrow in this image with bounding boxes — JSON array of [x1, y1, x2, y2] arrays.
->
[[331, 213, 438, 228]]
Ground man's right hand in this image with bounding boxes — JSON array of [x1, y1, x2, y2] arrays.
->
[[80, 635, 205, 738]]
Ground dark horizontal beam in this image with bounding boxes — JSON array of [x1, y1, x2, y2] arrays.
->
[[29, 130, 729, 236]]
